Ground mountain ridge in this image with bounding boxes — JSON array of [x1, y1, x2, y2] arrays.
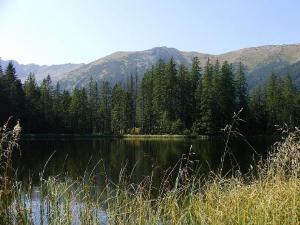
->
[[1, 43, 300, 89]]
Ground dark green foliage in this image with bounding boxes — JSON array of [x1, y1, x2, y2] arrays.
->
[[69, 88, 89, 133], [139, 70, 155, 133], [40, 75, 54, 131], [0, 62, 25, 124], [177, 64, 192, 129], [0, 61, 299, 134], [216, 61, 236, 128], [164, 58, 179, 121], [190, 57, 202, 123], [87, 77, 99, 133], [196, 59, 215, 134], [111, 84, 126, 134], [23, 73, 41, 132], [99, 81, 112, 134], [235, 62, 248, 111], [281, 74, 297, 126], [249, 86, 267, 133]]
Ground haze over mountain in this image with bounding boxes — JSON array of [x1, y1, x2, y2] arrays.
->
[[2, 43, 300, 90], [0, 59, 83, 82]]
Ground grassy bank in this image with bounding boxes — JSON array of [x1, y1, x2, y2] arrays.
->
[[1, 122, 299, 224]]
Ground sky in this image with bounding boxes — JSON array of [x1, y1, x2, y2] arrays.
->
[[1, 0, 300, 65]]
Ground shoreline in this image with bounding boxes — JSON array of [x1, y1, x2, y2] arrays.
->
[[21, 133, 204, 139], [21, 133, 276, 140]]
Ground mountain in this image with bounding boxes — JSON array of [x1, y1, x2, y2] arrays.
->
[[0, 59, 83, 82], [2, 43, 300, 90], [57, 44, 300, 90], [58, 47, 211, 90]]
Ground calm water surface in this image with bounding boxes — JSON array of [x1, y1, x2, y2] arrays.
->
[[15, 136, 277, 187]]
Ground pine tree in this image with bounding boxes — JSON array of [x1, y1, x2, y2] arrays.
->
[[69, 88, 89, 133], [190, 57, 201, 123], [152, 60, 167, 132], [99, 81, 112, 134], [164, 57, 178, 121], [196, 59, 214, 134], [265, 72, 281, 130], [281, 74, 297, 126], [234, 62, 249, 131], [249, 86, 267, 133], [111, 84, 126, 134], [60, 90, 72, 132], [139, 70, 154, 133], [2, 62, 25, 124], [40, 75, 54, 131], [88, 77, 99, 133], [216, 61, 236, 128], [211, 59, 221, 129], [127, 74, 136, 130], [24, 73, 41, 132], [52, 82, 67, 132], [177, 64, 190, 129], [4, 61, 17, 82], [235, 62, 248, 110]]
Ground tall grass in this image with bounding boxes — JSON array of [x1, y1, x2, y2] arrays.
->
[[0, 118, 21, 223], [0, 121, 299, 224]]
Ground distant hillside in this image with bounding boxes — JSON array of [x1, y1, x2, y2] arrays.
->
[[217, 44, 300, 87], [2, 43, 300, 89], [57, 47, 211, 90], [57, 44, 300, 90], [0, 59, 83, 82]]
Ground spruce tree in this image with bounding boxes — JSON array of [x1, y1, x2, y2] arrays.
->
[[2, 62, 25, 124], [234, 62, 249, 131], [60, 90, 72, 132], [190, 57, 201, 123], [24, 73, 41, 132], [197, 59, 214, 134], [4, 61, 17, 82], [265, 72, 281, 130], [69, 88, 89, 133], [249, 86, 267, 133], [111, 84, 126, 134], [139, 70, 154, 133], [99, 81, 112, 134], [40, 75, 54, 131], [217, 61, 236, 128], [235, 62, 248, 111], [88, 77, 99, 133], [152, 60, 167, 132], [165, 58, 178, 121], [177, 64, 190, 129], [282, 74, 297, 126], [127, 74, 136, 130]]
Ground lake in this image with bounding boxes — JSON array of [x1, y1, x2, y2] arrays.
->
[[15, 136, 277, 188]]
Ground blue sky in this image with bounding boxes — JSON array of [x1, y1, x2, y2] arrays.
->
[[1, 0, 300, 65]]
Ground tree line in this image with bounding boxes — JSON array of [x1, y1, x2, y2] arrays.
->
[[0, 59, 299, 135]]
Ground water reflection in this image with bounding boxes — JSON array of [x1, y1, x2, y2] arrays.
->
[[15, 136, 276, 188]]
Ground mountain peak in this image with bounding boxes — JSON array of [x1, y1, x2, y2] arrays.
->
[[57, 43, 300, 90], [2, 43, 300, 90]]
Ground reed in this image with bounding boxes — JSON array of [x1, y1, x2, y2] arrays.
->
[[0, 118, 21, 223]]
